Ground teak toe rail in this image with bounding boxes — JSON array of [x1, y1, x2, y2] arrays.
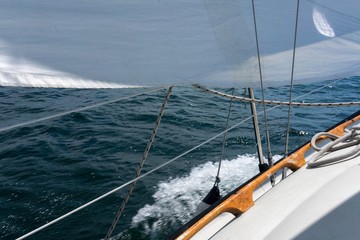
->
[[176, 113, 360, 240]]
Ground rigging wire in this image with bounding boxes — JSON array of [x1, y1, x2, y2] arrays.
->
[[16, 113, 255, 240], [283, 0, 300, 179], [104, 86, 174, 239], [214, 88, 235, 186], [0, 86, 168, 134], [291, 78, 344, 100], [243, 88, 247, 109], [15, 79, 352, 240], [284, 0, 301, 158], [251, 0, 274, 183]]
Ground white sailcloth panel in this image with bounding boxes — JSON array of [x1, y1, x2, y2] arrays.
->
[[252, 0, 360, 86], [0, 0, 358, 88]]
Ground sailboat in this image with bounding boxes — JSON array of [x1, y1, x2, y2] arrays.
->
[[1, 0, 360, 239]]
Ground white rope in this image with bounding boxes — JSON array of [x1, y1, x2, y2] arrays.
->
[[16, 115, 255, 240], [0, 86, 168, 133], [251, 0, 274, 172], [308, 124, 360, 168], [193, 84, 360, 107], [292, 78, 344, 99], [16, 80, 352, 239]]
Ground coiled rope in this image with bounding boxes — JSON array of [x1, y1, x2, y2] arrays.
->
[[308, 123, 360, 168], [193, 84, 360, 107]]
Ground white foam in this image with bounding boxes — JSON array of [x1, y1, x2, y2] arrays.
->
[[130, 154, 282, 236]]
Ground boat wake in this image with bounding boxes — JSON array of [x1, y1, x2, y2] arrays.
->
[[113, 154, 281, 239]]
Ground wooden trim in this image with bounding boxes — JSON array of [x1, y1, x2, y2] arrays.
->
[[176, 113, 360, 240]]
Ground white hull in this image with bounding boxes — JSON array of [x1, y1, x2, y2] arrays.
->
[[174, 112, 360, 240]]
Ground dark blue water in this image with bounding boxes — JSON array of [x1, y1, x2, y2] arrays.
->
[[1, 77, 359, 240]]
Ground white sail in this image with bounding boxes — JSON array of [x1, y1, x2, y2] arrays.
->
[[253, 0, 360, 86], [0, 0, 359, 88]]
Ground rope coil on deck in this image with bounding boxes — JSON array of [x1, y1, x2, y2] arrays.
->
[[308, 123, 360, 168]]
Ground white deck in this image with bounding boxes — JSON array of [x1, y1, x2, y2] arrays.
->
[[210, 137, 360, 239]]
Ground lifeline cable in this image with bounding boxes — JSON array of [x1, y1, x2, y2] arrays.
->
[[0, 86, 168, 133], [16, 113, 255, 240], [193, 84, 360, 107]]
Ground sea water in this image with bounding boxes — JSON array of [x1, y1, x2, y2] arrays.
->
[[0, 77, 359, 239]]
